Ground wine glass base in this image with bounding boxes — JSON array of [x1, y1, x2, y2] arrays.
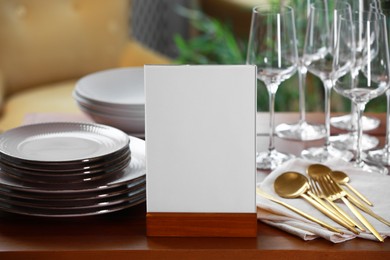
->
[[353, 159, 388, 175], [329, 133, 379, 151], [301, 145, 354, 163], [256, 149, 294, 170], [365, 149, 390, 167], [330, 114, 380, 131], [275, 121, 326, 141]]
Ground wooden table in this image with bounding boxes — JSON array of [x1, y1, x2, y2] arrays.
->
[[0, 112, 389, 259]]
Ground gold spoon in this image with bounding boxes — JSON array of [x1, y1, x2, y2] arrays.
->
[[307, 164, 331, 175], [330, 170, 373, 206], [274, 171, 358, 234]]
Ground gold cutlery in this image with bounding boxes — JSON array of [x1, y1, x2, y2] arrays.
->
[[308, 175, 364, 232], [274, 172, 358, 234], [308, 164, 390, 228], [330, 170, 373, 206], [307, 165, 365, 232], [334, 183, 390, 227], [256, 188, 343, 234], [321, 174, 384, 242]]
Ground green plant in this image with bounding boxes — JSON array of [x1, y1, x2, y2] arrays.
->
[[174, 8, 245, 64]]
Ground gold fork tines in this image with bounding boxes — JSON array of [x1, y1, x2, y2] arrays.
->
[[322, 175, 384, 242], [309, 178, 350, 222]]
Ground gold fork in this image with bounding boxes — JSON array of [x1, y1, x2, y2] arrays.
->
[[307, 163, 390, 227], [322, 175, 384, 242], [309, 176, 364, 232]]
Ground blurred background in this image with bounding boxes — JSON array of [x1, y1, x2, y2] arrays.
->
[[0, 0, 386, 120]]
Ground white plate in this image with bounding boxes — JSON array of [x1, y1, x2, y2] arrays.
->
[[0, 136, 145, 193], [0, 186, 145, 210], [75, 67, 144, 107], [0, 177, 145, 201], [0, 154, 130, 184], [0, 122, 129, 163], [0, 195, 145, 217], [77, 102, 144, 121], [73, 91, 144, 117], [78, 106, 145, 134], [0, 147, 131, 173]]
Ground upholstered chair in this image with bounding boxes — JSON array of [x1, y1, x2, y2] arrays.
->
[[0, 0, 169, 130]]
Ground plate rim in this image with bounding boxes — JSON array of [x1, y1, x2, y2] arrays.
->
[[0, 122, 130, 163]]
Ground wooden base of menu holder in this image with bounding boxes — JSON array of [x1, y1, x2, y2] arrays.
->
[[146, 212, 257, 237]]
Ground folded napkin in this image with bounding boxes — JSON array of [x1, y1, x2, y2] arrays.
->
[[257, 158, 390, 243]]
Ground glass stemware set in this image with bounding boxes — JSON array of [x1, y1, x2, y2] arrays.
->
[[246, 0, 390, 174]]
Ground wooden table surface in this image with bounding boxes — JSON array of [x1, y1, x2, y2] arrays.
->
[[0, 112, 389, 259]]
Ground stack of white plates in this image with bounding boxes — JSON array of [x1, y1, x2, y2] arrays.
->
[[0, 122, 146, 217], [73, 67, 145, 137]]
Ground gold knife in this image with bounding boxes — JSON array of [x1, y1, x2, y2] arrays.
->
[[256, 188, 344, 234]]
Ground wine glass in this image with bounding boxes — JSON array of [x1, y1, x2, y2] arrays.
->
[[333, 10, 390, 174], [301, 0, 354, 162], [330, 0, 380, 151], [246, 4, 298, 170], [367, 2, 390, 168], [275, 0, 326, 141]]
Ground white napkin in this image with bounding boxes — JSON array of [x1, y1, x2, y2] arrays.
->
[[257, 158, 390, 243]]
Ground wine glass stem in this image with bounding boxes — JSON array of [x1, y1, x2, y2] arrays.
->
[[355, 103, 366, 165], [350, 70, 359, 131], [298, 64, 308, 123], [385, 89, 390, 150], [323, 79, 332, 147], [267, 84, 277, 152]]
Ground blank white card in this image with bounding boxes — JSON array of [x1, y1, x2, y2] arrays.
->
[[145, 65, 256, 213]]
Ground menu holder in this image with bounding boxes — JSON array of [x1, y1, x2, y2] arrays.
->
[[144, 65, 257, 237]]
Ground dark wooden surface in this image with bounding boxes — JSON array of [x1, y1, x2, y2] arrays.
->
[[0, 112, 389, 259], [146, 212, 257, 237]]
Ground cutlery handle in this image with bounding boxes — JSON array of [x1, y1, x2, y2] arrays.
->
[[325, 198, 365, 232], [341, 197, 384, 242], [307, 191, 361, 230], [256, 189, 343, 234], [346, 193, 390, 227], [345, 183, 373, 206], [301, 193, 358, 234]]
